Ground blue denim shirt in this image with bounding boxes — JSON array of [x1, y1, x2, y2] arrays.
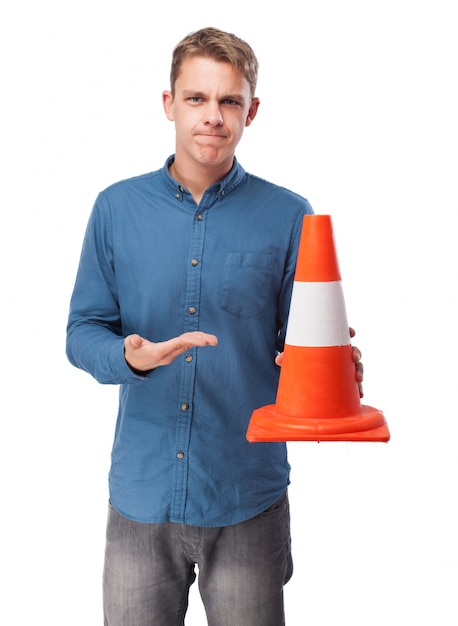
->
[[66, 156, 313, 526]]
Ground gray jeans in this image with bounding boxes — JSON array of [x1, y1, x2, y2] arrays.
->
[[103, 491, 293, 625]]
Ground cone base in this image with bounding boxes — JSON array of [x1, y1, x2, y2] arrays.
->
[[246, 404, 390, 443]]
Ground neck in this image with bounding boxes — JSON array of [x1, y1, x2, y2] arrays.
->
[[169, 156, 233, 204]]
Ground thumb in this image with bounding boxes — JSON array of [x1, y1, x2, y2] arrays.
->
[[127, 333, 144, 349]]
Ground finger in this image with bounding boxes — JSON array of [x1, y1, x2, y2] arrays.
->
[[352, 346, 362, 362], [355, 361, 364, 382], [127, 334, 144, 349], [173, 331, 218, 351], [349, 327, 356, 339], [177, 330, 218, 348]]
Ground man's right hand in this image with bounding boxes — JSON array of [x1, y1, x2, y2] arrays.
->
[[124, 331, 218, 373]]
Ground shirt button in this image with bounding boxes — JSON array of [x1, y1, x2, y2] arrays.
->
[[175, 193, 180, 199], [220, 189, 225, 196], [188, 306, 196, 315], [185, 354, 193, 362], [181, 403, 189, 411], [177, 451, 185, 459], [196, 213, 203, 221], [179, 186, 185, 192], [191, 259, 198, 267]]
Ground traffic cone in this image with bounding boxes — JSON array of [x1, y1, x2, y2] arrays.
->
[[246, 214, 390, 443]]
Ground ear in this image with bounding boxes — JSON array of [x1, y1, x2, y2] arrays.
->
[[162, 90, 175, 121], [245, 97, 260, 127]]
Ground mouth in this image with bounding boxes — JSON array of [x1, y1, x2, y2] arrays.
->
[[195, 132, 227, 139]]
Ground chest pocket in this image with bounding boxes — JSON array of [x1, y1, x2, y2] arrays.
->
[[220, 252, 275, 318]]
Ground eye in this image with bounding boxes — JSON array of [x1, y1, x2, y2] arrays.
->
[[222, 99, 239, 106], [188, 96, 203, 103]]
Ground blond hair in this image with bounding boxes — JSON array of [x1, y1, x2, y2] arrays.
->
[[170, 27, 259, 97]]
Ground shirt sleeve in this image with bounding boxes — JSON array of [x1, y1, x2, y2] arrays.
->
[[66, 194, 148, 384]]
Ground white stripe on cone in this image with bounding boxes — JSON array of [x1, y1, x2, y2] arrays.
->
[[286, 281, 350, 347]]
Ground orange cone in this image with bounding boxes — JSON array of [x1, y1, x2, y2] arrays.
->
[[246, 214, 390, 443]]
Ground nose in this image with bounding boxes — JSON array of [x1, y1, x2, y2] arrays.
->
[[205, 103, 223, 126]]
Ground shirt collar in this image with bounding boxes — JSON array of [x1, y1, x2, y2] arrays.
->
[[160, 155, 246, 200]]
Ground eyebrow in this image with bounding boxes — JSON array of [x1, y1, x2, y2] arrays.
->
[[181, 89, 247, 104]]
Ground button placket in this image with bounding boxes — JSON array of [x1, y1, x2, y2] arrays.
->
[[170, 205, 208, 523]]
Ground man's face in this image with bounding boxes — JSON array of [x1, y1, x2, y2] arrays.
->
[[163, 56, 259, 173]]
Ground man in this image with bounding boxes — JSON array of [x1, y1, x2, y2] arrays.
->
[[66, 27, 363, 625]]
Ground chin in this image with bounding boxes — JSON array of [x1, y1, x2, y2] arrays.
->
[[196, 148, 228, 166]]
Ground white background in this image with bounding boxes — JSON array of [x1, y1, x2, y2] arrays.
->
[[1, 1, 457, 624]]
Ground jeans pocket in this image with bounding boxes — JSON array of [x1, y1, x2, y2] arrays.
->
[[261, 490, 288, 516]]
